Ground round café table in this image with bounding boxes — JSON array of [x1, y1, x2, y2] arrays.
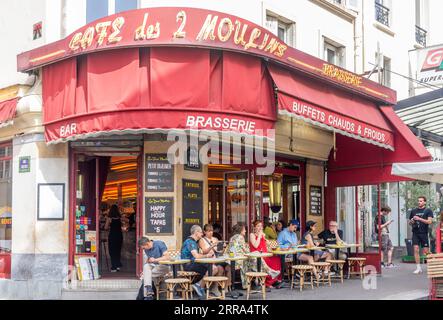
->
[[326, 243, 362, 260], [245, 252, 273, 273], [194, 257, 228, 276], [224, 255, 248, 299], [271, 248, 309, 284], [158, 259, 190, 278]]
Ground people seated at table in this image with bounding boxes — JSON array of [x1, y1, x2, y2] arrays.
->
[[228, 222, 253, 290], [264, 216, 278, 240], [181, 225, 222, 298], [298, 220, 333, 277], [199, 223, 231, 294], [249, 220, 282, 289], [138, 237, 171, 300], [277, 219, 299, 249], [318, 220, 347, 260]]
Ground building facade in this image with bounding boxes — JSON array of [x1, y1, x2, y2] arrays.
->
[[0, 0, 435, 299]]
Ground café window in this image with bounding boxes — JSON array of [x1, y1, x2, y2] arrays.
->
[[86, 0, 139, 23], [0, 143, 12, 253], [265, 12, 296, 47]]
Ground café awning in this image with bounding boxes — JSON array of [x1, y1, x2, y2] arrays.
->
[[0, 98, 18, 128], [392, 161, 443, 184], [267, 63, 395, 150]]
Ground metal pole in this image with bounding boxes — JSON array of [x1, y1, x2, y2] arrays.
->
[[378, 184, 382, 271]]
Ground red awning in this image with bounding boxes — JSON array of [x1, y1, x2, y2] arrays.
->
[[267, 64, 395, 150], [42, 48, 276, 143], [0, 98, 18, 128]]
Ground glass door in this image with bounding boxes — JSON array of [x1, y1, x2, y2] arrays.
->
[[224, 171, 249, 240]]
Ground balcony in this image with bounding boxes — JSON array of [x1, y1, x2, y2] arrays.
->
[[375, 2, 390, 27], [415, 25, 427, 47]]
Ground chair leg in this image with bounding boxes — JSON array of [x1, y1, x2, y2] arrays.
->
[[261, 278, 266, 300], [246, 277, 251, 300], [310, 272, 314, 289], [300, 272, 305, 292]]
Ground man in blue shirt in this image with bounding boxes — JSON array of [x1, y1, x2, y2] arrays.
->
[[138, 237, 170, 300], [181, 225, 218, 298], [277, 220, 299, 249]]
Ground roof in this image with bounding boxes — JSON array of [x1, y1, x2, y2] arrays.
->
[[395, 88, 443, 136]]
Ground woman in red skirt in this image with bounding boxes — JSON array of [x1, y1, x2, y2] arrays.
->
[[249, 220, 282, 288]]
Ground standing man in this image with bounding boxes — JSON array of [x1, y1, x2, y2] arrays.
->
[[375, 207, 395, 268], [409, 196, 434, 274], [138, 237, 171, 300]]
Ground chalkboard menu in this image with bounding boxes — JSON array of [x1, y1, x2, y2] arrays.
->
[[146, 197, 174, 235], [309, 186, 322, 216], [145, 154, 174, 192], [184, 146, 202, 172], [182, 179, 203, 243]]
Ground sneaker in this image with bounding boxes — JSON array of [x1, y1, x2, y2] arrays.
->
[[413, 268, 423, 274], [192, 284, 204, 297], [145, 285, 154, 296], [111, 269, 118, 273], [381, 262, 386, 268], [273, 281, 283, 289], [143, 296, 154, 301], [386, 263, 396, 269]]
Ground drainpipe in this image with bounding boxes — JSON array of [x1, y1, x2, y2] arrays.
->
[[61, 0, 67, 39]]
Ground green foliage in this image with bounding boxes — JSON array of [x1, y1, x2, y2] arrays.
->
[[399, 181, 439, 214]]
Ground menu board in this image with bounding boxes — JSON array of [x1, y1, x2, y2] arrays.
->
[[309, 186, 322, 216], [145, 154, 174, 192], [145, 197, 174, 235], [184, 146, 202, 172], [182, 180, 203, 243]]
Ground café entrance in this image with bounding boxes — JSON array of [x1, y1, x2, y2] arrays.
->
[[69, 137, 143, 278]]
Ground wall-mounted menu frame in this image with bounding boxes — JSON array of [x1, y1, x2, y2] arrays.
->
[[182, 179, 203, 243], [145, 154, 174, 192], [184, 146, 202, 172], [145, 197, 174, 235], [37, 183, 65, 220], [309, 185, 322, 216]]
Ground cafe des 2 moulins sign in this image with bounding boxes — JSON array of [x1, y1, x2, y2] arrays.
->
[[17, 7, 395, 105]]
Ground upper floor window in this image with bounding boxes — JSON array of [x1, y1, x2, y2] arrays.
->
[[375, 0, 391, 27], [266, 13, 296, 48], [87, 0, 138, 24], [0, 144, 12, 181], [324, 40, 346, 68], [415, 0, 429, 47]]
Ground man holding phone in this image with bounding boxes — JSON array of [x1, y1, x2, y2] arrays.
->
[[375, 206, 395, 268], [409, 196, 434, 274]]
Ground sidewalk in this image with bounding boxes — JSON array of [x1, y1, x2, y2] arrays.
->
[[243, 260, 429, 300]]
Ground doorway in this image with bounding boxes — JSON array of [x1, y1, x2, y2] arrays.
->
[[72, 152, 141, 278]]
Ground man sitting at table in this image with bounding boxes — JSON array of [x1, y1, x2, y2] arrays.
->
[[138, 237, 171, 300], [318, 221, 347, 260], [181, 224, 221, 298], [277, 219, 299, 249]]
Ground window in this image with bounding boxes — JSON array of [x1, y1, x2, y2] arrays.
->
[[375, 0, 391, 27], [415, 0, 429, 47], [382, 56, 391, 87], [115, 0, 138, 14], [0, 143, 12, 253], [324, 41, 346, 67], [266, 13, 296, 47], [87, 0, 138, 23]]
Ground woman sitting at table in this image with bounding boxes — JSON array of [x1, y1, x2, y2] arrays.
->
[[249, 220, 282, 289], [298, 220, 333, 277], [199, 224, 231, 295], [228, 223, 253, 289]]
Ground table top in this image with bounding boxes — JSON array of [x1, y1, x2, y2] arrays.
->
[[272, 248, 309, 255], [224, 255, 248, 261], [158, 259, 191, 265], [194, 257, 227, 264], [326, 243, 361, 249], [245, 252, 274, 258], [306, 246, 327, 251]]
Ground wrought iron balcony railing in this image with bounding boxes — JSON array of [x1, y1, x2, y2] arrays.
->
[[416, 25, 427, 47], [375, 2, 390, 27]]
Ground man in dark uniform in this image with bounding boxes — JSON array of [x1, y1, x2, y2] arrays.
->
[[409, 196, 434, 274]]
